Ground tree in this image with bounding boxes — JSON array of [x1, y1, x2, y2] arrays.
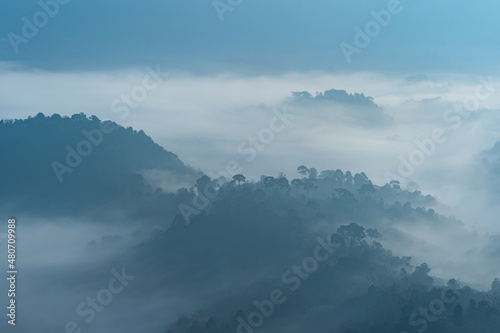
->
[[366, 228, 381, 246], [303, 179, 317, 197], [71, 113, 87, 121], [344, 171, 353, 184], [320, 170, 335, 179], [410, 263, 433, 286], [491, 278, 500, 293], [297, 165, 309, 178], [491, 278, 500, 306], [195, 175, 211, 193], [263, 176, 276, 192], [334, 169, 344, 183], [337, 223, 366, 246], [448, 278, 460, 290], [389, 180, 401, 190], [359, 183, 376, 195], [308, 167, 318, 179], [276, 176, 290, 193], [335, 188, 354, 201], [353, 172, 369, 186], [232, 174, 246, 186], [330, 233, 345, 247], [291, 178, 302, 193]]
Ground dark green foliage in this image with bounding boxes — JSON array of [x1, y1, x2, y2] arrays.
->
[[0, 113, 197, 215]]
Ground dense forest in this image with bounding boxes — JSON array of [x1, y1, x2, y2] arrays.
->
[[2, 114, 500, 333], [140, 168, 500, 333]]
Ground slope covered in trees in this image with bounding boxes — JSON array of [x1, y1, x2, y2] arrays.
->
[[0, 113, 198, 214], [87, 166, 498, 333]]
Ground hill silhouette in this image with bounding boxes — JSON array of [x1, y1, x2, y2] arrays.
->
[[0, 113, 198, 214]]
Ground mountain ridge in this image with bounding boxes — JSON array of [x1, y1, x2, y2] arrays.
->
[[0, 112, 198, 213]]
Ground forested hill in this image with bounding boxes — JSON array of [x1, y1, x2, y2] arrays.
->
[[0, 113, 198, 214], [99, 171, 500, 333]]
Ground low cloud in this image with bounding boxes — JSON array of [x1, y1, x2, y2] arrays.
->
[[2, 65, 500, 231]]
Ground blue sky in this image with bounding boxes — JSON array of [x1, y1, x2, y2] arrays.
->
[[1, 0, 500, 74]]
